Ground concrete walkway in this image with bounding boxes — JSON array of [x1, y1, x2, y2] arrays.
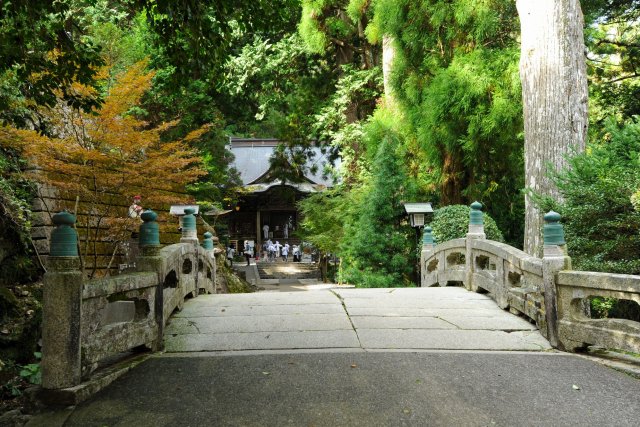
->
[[61, 352, 640, 426], [44, 287, 640, 426], [164, 287, 551, 353]]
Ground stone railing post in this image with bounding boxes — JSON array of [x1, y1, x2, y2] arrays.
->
[[42, 211, 83, 389], [139, 209, 161, 256], [137, 209, 164, 351], [467, 201, 486, 239], [420, 226, 436, 287], [542, 211, 571, 348], [202, 231, 214, 250], [465, 201, 486, 291], [137, 209, 163, 271], [180, 207, 198, 245], [201, 232, 216, 293]]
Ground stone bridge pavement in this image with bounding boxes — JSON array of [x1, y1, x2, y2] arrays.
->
[[163, 287, 551, 353], [49, 287, 640, 426]]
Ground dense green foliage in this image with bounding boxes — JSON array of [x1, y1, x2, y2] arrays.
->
[[583, 0, 640, 137], [339, 131, 416, 287], [0, 0, 104, 120], [220, 32, 342, 182], [0, 147, 37, 286], [297, 188, 346, 255], [2, 0, 640, 290], [430, 205, 505, 244], [299, 0, 379, 68], [369, 0, 525, 246], [132, 0, 300, 80], [543, 118, 640, 274]]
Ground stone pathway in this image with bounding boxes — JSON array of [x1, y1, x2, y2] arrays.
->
[[46, 287, 640, 427], [164, 287, 551, 353]]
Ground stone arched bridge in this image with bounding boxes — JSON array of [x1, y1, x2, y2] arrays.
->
[[420, 206, 640, 354], [41, 208, 217, 390], [38, 204, 640, 418]]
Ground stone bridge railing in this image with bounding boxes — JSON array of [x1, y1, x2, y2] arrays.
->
[[556, 271, 640, 353], [41, 208, 219, 391], [421, 202, 640, 354]]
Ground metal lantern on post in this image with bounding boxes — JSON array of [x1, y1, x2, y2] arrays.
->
[[404, 202, 434, 286], [403, 202, 434, 228]]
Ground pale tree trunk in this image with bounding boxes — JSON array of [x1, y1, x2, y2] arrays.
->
[[517, 0, 588, 256], [382, 35, 396, 104]]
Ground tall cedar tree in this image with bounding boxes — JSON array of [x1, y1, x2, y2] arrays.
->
[[516, 0, 588, 256], [340, 132, 415, 287], [369, 0, 524, 246], [0, 61, 205, 277]]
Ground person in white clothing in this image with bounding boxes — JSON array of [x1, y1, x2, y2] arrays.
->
[[262, 224, 269, 239], [268, 242, 276, 262], [281, 243, 289, 262], [226, 246, 235, 266], [127, 195, 143, 238], [244, 241, 252, 266], [274, 241, 282, 260], [128, 195, 143, 218]]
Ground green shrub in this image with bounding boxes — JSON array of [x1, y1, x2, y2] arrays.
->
[[339, 131, 416, 288], [430, 204, 505, 243], [543, 117, 640, 275], [0, 147, 39, 287], [590, 296, 640, 322]]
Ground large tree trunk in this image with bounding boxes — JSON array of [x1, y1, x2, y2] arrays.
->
[[440, 148, 465, 205], [517, 0, 588, 256], [382, 35, 396, 103]]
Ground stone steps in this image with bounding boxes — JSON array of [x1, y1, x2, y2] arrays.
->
[[256, 262, 320, 280]]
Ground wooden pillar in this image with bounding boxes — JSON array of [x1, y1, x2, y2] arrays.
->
[[256, 210, 261, 253]]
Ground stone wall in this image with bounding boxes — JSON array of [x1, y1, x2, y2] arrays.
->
[[30, 184, 189, 276]]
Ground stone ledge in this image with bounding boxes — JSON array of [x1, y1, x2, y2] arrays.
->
[[559, 319, 640, 354], [35, 352, 151, 406], [578, 351, 640, 379], [82, 272, 158, 299], [557, 270, 640, 292], [434, 238, 466, 252], [471, 239, 529, 262]]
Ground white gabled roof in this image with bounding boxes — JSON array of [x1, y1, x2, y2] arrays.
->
[[244, 181, 328, 194], [228, 137, 338, 188]]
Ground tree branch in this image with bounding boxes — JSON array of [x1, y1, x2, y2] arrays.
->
[[595, 38, 640, 49], [605, 72, 640, 84]]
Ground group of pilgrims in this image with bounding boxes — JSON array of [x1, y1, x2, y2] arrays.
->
[[226, 238, 303, 267], [262, 239, 301, 263]]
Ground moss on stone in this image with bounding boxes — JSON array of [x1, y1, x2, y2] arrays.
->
[[214, 253, 255, 294]]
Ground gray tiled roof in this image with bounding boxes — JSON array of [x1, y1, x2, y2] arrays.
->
[[228, 138, 338, 187]]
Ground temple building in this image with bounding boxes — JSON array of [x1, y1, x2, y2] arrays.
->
[[224, 137, 336, 252]]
